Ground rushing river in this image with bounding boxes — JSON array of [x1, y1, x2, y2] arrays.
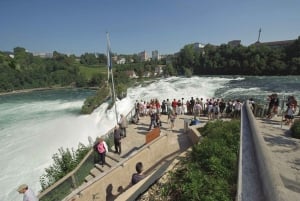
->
[[1, 76, 299, 201]]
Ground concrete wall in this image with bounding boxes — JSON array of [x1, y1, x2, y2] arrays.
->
[[244, 101, 287, 201], [63, 131, 188, 201]]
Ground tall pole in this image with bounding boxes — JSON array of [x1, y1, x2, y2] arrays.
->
[[106, 32, 119, 123], [257, 28, 262, 42]]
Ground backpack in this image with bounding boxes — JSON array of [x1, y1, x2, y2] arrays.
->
[[93, 141, 99, 152]]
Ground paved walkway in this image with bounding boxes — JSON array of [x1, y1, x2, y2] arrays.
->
[[116, 113, 203, 158], [256, 116, 300, 200]]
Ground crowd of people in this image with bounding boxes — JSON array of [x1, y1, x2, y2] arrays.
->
[[133, 97, 244, 128]]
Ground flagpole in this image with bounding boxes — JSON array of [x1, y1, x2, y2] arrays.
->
[[106, 32, 119, 123]]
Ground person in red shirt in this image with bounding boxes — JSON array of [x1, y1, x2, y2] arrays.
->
[[171, 99, 177, 112]]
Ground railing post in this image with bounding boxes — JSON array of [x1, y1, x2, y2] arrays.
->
[[71, 174, 77, 188]]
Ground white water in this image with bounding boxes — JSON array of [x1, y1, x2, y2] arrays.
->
[[2, 76, 298, 201]]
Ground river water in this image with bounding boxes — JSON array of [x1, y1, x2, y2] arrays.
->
[[1, 76, 299, 201]]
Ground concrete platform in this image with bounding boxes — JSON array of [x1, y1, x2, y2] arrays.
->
[[255, 116, 300, 201]]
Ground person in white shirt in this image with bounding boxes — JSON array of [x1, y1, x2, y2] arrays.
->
[[17, 184, 39, 201]]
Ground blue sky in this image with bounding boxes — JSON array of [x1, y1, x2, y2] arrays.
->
[[1, 0, 300, 56]]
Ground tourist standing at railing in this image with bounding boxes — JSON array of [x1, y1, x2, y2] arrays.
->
[[155, 99, 161, 114], [266, 93, 278, 119], [219, 99, 226, 117], [176, 99, 182, 115], [186, 99, 191, 114], [170, 111, 177, 131], [207, 100, 213, 120], [148, 110, 157, 131], [286, 95, 298, 115], [181, 98, 185, 114], [97, 138, 108, 167], [190, 97, 195, 114], [199, 98, 204, 116], [171, 98, 177, 113], [134, 100, 140, 121], [193, 101, 202, 119], [212, 101, 220, 119], [161, 100, 167, 114], [233, 99, 242, 119], [114, 125, 122, 154], [285, 104, 295, 126], [118, 114, 128, 137]]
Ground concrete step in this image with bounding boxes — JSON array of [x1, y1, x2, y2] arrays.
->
[[85, 153, 121, 183], [84, 175, 94, 182], [90, 168, 103, 177], [95, 163, 110, 172], [107, 152, 121, 162]]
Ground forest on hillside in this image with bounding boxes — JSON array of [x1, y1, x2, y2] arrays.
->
[[173, 36, 300, 76]]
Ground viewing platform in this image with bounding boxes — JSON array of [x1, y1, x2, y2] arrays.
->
[[39, 103, 300, 201]]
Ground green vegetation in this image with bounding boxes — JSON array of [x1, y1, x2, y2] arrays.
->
[[76, 64, 107, 80], [81, 83, 110, 114], [39, 143, 91, 190], [161, 120, 240, 201], [291, 119, 300, 139], [173, 36, 300, 75]]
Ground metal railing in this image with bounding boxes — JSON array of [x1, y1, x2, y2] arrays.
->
[[39, 107, 136, 201]]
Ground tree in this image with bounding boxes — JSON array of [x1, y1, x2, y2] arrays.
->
[[163, 63, 177, 76]]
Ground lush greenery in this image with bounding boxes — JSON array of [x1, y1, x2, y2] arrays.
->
[[173, 36, 300, 75], [161, 120, 240, 201], [39, 143, 91, 190], [0, 48, 84, 92], [81, 83, 110, 114], [291, 119, 300, 139]]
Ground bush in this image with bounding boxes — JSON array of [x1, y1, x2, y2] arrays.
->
[[40, 143, 91, 190], [161, 120, 240, 200], [81, 84, 110, 114], [291, 119, 300, 139]]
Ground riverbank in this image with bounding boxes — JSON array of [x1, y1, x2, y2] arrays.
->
[[0, 87, 69, 96], [0, 86, 99, 97]]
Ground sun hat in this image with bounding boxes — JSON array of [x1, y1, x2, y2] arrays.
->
[[17, 184, 28, 192]]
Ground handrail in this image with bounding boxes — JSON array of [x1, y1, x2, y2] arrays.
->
[[38, 106, 136, 200]]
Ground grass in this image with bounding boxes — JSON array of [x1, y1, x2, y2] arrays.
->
[[76, 63, 108, 79]]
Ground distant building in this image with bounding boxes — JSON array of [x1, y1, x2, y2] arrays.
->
[[32, 52, 53, 58], [251, 39, 295, 49], [228, 40, 241, 47], [193, 42, 206, 55], [112, 55, 118, 62], [152, 50, 160, 61], [154, 65, 164, 76], [125, 70, 138, 78], [117, 58, 126, 64], [138, 51, 149, 62], [193, 42, 205, 50]]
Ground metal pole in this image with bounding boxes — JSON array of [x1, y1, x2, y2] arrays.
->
[[106, 32, 118, 123], [110, 67, 118, 123]]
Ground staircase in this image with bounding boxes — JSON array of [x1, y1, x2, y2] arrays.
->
[[84, 152, 121, 182]]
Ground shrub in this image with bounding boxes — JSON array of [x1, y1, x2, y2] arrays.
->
[[40, 143, 91, 190], [161, 120, 240, 201], [291, 119, 300, 139]]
